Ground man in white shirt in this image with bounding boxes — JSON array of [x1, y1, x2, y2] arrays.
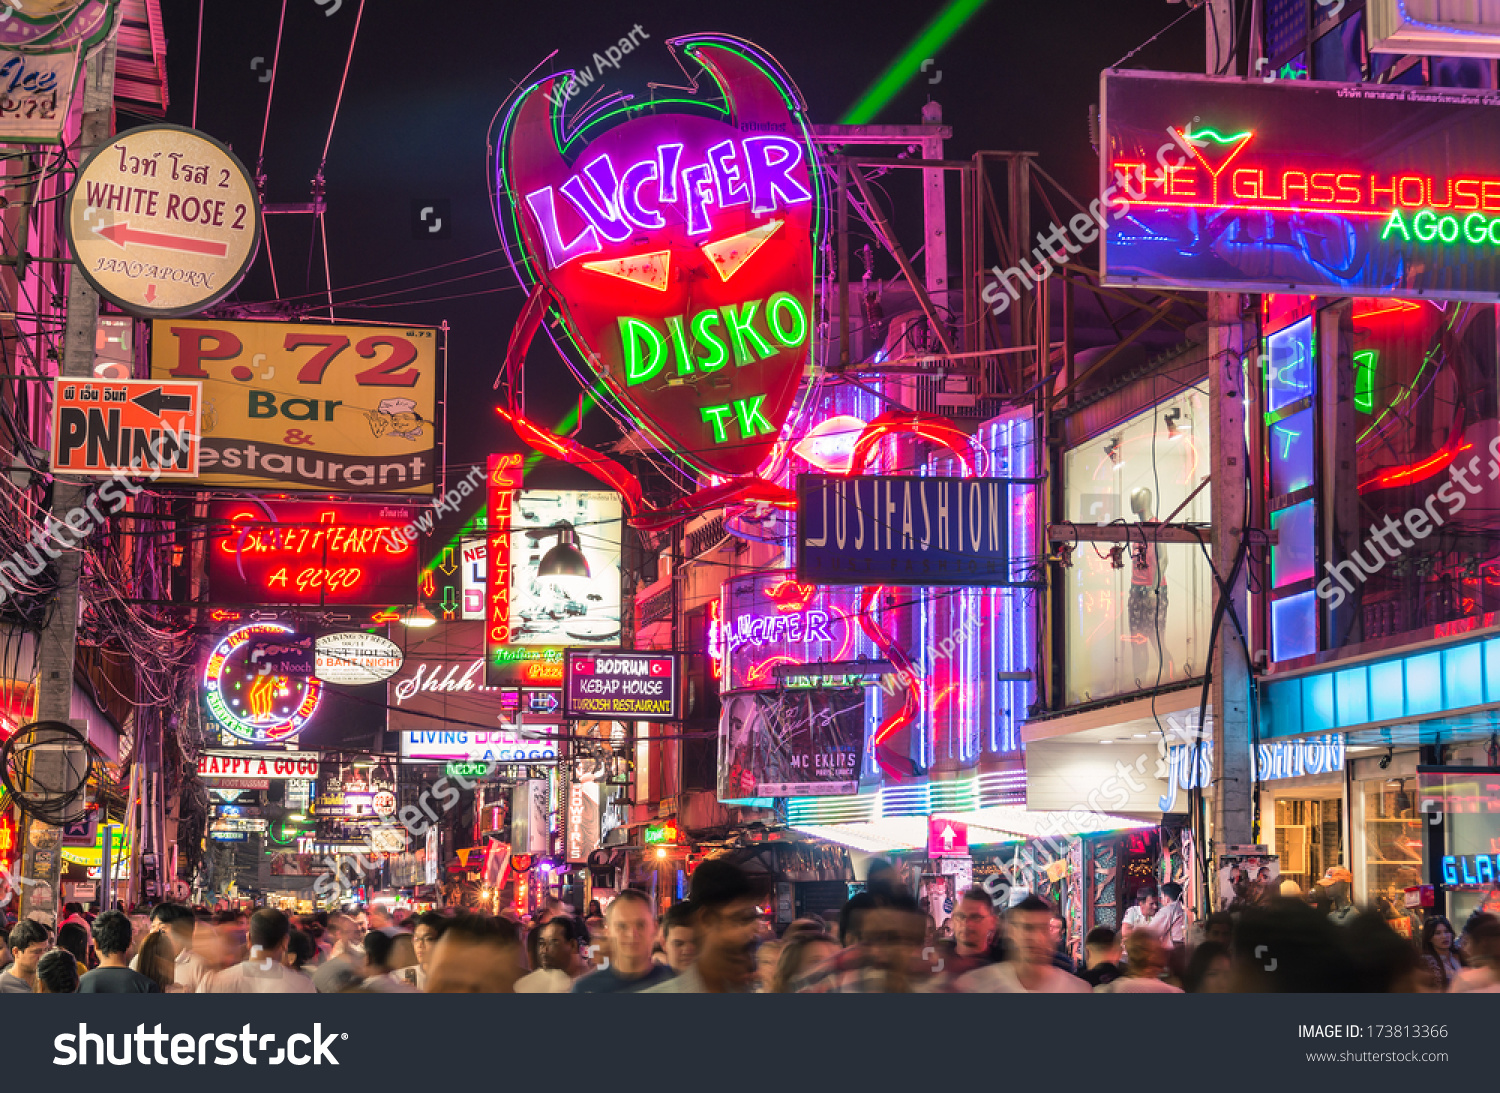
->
[[1121, 888, 1158, 937], [200, 909, 315, 994], [956, 896, 1091, 993], [1150, 883, 1186, 947]]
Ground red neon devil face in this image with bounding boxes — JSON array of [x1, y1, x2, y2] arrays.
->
[[498, 37, 821, 478]]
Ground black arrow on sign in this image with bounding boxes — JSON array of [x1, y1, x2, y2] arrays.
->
[[131, 386, 193, 415]]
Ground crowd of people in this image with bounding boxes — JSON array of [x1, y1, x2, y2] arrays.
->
[[3, 858, 1498, 993]]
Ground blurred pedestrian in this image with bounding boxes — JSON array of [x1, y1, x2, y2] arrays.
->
[[769, 932, 838, 993], [516, 915, 585, 992], [794, 892, 933, 993], [1450, 913, 1500, 992], [313, 913, 364, 993], [136, 930, 177, 993], [661, 901, 697, 973], [574, 889, 675, 993], [956, 896, 1090, 993], [1, 920, 49, 993], [1121, 888, 1158, 937], [644, 860, 761, 993], [1231, 898, 1357, 992], [404, 911, 447, 990], [425, 915, 523, 993], [200, 909, 315, 993], [56, 921, 91, 976], [1182, 941, 1233, 993], [943, 887, 999, 977], [1096, 930, 1181, 992], [1152, 882, 1187, 947], [1078, 926, 1122, 988]]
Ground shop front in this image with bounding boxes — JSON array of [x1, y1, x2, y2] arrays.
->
[[1261, 629, 1500, 928]]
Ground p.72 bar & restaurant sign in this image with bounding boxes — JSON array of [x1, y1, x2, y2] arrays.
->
[[150, 317, 440, 494]]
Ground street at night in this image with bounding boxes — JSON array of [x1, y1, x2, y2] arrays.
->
[[2, 0, 1499, 1083]]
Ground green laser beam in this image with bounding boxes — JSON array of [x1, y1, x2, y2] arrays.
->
[[839, 0, 991, 125]]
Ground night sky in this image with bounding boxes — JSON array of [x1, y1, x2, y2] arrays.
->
[[156, 0, 1203, 489]]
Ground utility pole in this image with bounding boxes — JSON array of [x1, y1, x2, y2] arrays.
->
[[18, 35, 118, 922], [1205, 0, 1255, 851]]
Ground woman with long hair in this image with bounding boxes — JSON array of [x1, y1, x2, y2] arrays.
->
[[136, 930, 178, 994], [769, 932, 839, 993], [1421, 915, 1464, 990]]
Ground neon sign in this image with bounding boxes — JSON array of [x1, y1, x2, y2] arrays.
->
[[1102, 72, 1500, 300], [1443, 854, 1498, 888], [721, 569, 865, 692], [208, 499, 417, 606], [204, 623, 322, 744], [496, 35, 823, 478]]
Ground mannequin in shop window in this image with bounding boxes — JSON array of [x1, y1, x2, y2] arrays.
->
[[1129, 487, 1168, 687]]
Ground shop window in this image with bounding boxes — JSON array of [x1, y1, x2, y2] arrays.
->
[[1359, 778, 1425, 933], [1063, 543, 1214, 704], [1063, 392, 1212, 705], [1064, 390, 1209, 528]]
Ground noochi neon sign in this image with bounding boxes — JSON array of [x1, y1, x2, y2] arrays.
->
[[204, 623, 322, 745], [497, 35, 822, 479]]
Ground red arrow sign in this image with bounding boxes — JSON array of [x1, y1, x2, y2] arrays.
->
[[95, 220, 229, 258]]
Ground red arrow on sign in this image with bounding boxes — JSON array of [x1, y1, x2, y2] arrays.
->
[[144, 284, 157, 303], [95, 220, 229, 258]]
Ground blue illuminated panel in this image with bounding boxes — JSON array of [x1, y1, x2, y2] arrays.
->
[[1271, 591, 1317, 661], [1269, 408, 1316, 496], [1261, 633, 1500, 738], [1267, 316, 1315, 413]]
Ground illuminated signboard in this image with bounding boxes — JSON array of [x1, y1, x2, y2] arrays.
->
[[644, 821, 680, 845], [207, 499, 418, 607], [203, 624, 322, 745], [1101, 71, 1500, 300], [487, 483, 623, 685], [718, 689, 865, 798], [398, 725, 559, 765], [315, 631, 403, 685], [720, 570, 872, 691], [564, 650, 679, 721], [797, 474, 1013, 587], [1443, 854, 1499, 888], [496, 35, 822, 478], [196, 750, 320, 780], [391, 622, 562, 759], [1417, 766, 1500, 814]]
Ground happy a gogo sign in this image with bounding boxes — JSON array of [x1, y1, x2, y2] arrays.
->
[[495, 34, 821, 478]]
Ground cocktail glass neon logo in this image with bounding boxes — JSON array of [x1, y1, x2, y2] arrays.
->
[[204, 623, 322, 744], [498, 36, 823, 479], [1112, 125, 1500, 232]]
